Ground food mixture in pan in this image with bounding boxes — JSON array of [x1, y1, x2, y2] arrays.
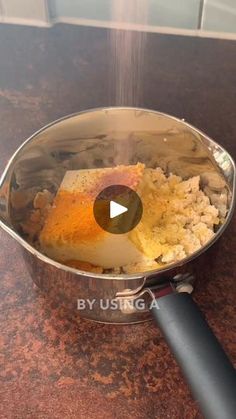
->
[[18, 163, 227, 274]]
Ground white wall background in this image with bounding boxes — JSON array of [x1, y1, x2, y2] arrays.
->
[[0, 0, 235, 39]]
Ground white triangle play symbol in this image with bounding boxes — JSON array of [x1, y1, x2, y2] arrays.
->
[[110, 201, 128, 219]]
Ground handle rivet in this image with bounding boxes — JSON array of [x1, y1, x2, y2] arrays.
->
[[176, 284, 193, 294]]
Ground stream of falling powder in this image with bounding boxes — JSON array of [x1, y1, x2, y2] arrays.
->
[[110, 0, 148, 107], [109, 0, 148, 165]]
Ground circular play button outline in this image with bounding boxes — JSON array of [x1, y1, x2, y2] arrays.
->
[[93, 185, 143, 234]]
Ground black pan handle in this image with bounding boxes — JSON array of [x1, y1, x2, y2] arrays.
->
[[151, 292, 236, 419]]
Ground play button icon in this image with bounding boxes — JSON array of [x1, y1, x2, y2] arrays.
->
[[110, 201, 128, 219], [93, 185, 143, 234]]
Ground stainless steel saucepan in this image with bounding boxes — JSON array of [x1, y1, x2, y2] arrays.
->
[[0, 108, 235, 419]]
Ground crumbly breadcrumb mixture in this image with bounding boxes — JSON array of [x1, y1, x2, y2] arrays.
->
[[124, 168, 220, 273], [20, 166, 223, 274]]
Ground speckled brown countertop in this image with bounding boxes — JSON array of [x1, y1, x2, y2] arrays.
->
[[0, 23, 235, 419]]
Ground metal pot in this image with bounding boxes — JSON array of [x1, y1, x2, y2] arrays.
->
[[0, 108, 235, 419]]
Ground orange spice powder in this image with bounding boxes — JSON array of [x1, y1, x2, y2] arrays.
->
[[40, 189, 105, 244]]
